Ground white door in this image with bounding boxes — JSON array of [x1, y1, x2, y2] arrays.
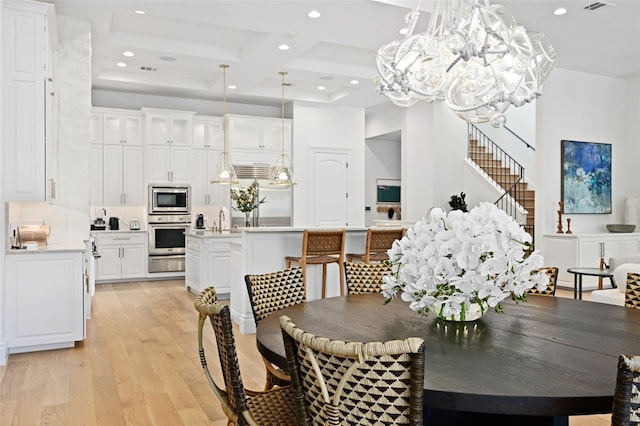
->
[[310, 150, 349, 227]]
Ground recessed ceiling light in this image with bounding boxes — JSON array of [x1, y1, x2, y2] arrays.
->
[[134, 10, 145, 14], [317, 86, 326, 91], [553, 7, 567, 15], [116, 62, 127, 68], [350, 80, 359, 85], [228, 84, 236, 90], [278, 44, 290, 51], [308, 10, 321, 18], [399, 28, 408, 35], [159, 56, 176, 62], [123, 51, 134, 57]]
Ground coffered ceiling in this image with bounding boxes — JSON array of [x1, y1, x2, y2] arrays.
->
[[51, 0, 640, 110]]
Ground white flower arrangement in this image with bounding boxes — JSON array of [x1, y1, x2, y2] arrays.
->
[[382, 202, 549, 321]]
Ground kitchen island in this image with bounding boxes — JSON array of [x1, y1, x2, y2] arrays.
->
[[229, 227, 368, 334], [185, 230, 241, 297]]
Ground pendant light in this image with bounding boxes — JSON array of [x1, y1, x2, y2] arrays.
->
[[269, 71, 295, 186], [211, 64, 238, 185]]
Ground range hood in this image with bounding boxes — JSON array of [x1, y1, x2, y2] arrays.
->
[[233, 164, 274, 180]]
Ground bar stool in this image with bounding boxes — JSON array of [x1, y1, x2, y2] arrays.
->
[[346, 228, 404, 263], [285, 229, 346, 298]]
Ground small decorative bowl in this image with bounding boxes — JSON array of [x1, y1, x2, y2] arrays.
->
[[606, 224, 636, 233]]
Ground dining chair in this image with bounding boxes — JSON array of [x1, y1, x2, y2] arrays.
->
[[611, 354, 640, 425], [194, 287, 297, 425], [344, 261, 392, 294], [285, 229, 346, 298], [527, 267, 558, 296], [346, 228, 404, 263], [244, 267, 306, 390], [624, 272, 640, 309], [279, 314, 424, 425]]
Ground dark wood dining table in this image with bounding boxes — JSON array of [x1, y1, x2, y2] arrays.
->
[[256, 292, 640, 426]]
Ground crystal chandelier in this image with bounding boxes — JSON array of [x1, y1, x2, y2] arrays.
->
[[211, 64, 238, 185], [269, 71, 295, 186], [375, 0, 557, 127]]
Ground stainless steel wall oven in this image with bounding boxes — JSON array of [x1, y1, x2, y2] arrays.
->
[[148, 214, 191, 273], [148, 185, 191, 273]]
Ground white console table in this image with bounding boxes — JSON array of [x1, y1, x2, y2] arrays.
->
[[229, 227, 368, 334], [542, 232, 640, 289]]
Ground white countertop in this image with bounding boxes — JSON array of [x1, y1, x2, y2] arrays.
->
[[186, 230, 241, 239], [7, 241, 87, 254], [90, 230, 148, 234], [243, 226, 369, 233]]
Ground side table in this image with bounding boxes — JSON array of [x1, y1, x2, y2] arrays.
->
[[566, 267, 615, 300]]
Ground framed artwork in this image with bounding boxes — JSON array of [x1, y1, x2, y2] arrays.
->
[[561, 140, 611, 214]]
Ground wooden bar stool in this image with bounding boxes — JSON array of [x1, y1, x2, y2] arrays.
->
[[346, 228, 404, 263], [285, 229, 346, 298]]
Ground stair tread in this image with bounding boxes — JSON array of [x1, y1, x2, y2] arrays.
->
[[469, 135, 536, 246]]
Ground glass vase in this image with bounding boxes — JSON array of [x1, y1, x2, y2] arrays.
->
[[244, 212, 251, 228], [439, 300, 488, 322]]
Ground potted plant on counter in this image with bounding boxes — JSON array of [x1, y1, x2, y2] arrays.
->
[[230, 180, 266, 227]]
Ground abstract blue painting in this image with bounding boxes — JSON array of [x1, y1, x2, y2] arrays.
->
[[561, 140, 611, 214]]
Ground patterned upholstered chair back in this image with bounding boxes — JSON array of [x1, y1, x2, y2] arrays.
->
[[244, 267, 306, 390], [344, 261, 392, 294], [527, 267, 558, 296], [194, 287, 297, 424], [279, 315, 424, 425], [245, 267, 306, 325], [625, 272, 640, 310], [612, 354, 640, 425]]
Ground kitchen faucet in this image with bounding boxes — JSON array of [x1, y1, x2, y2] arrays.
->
[[218, 209, 225, 233]]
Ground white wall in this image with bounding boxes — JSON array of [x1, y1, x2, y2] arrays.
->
[[291, 101, 365, 227], [536, 69, 628, 238], [625, 76, 640, 201]]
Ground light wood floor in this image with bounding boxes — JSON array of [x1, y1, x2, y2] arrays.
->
[[0, 280, 610, 425]]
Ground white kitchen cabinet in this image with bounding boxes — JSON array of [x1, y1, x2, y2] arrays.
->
[[185, 234, 236, 295], [102, 111, 142, 146], [90, 108, 143, 206], [3, 1, 58, 202], [94, 232, 147, 282], [143, 108, 194, 146], [543, 233, 640, 288], [5, 250, 85, 353], [193, 116, 224, 150], [192, 116, 226, 207], [226, 114, 291, 164], [143, 108, 194, 184], [103, 144, 143, 206], [147, 144, 191, 184], [192, 148, 228, 207]]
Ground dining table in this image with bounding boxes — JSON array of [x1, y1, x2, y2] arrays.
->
[[256, 292, 640, 426]]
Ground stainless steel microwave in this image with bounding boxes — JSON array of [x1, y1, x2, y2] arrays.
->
[[149, 185, 190, 215]]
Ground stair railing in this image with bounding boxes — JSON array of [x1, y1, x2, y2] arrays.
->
[[467, 123, 535, 244]]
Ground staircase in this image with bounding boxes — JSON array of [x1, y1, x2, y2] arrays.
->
[[467, 126, 536, 247]]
